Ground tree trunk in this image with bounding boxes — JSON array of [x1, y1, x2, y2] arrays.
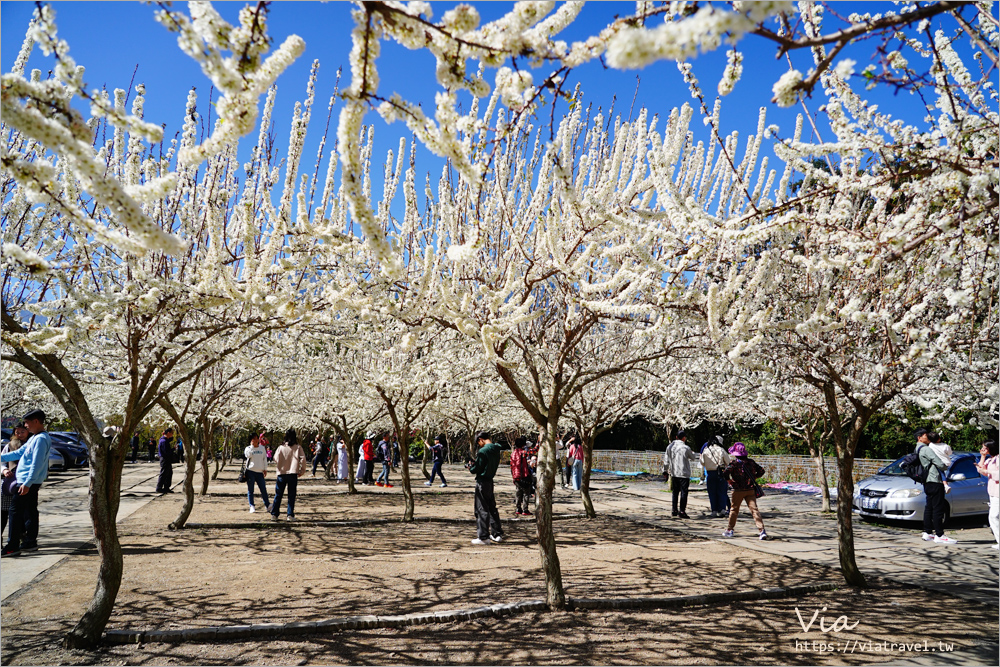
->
[[835, 452, 866, 586], [536, 421, 565, 610], [805, 427, 832, 513], [64, 427, 126, 648], [420, 434, 431, 481], [199, 424, 211, 496], [169, 422, 198, 530], [400, 431, 414, 521], [580, 432, 596, 519]]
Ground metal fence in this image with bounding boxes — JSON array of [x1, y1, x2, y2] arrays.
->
[[498, 449, 893, 485]]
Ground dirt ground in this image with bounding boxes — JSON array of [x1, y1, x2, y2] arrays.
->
[[1, 473, 997, 665]]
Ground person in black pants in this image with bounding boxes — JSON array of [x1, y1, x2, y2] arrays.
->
[[468, 432, 503, 545], [130, 434, 139, 464], [918, 432, 956, 543], [155, 428, 175, 493]]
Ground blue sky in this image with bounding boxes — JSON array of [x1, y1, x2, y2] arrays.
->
[[1, 2, 980, 215]]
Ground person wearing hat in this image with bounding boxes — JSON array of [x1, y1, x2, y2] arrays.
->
[[721, 442, 769, 540], [155, 427, 176, 493], [467, 432, 503, 545], [663, 430, 698, 519], [424, 434, 448, 488], [1, 409, 53, 557]]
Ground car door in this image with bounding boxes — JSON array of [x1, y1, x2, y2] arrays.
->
[[946, 458, 986, 515]]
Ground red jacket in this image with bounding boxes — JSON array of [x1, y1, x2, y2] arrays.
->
[[510, 448, 531, 481], [362, 439, 374, 461]]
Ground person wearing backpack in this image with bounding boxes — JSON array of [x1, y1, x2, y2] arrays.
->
[[919, 431, 956, 543], [721, 442, 768, 540], [375, 435, 393, 488], [510, 436, 533, 516]]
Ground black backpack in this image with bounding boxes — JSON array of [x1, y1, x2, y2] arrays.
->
[[899, 445, 927, 484], [375, 442, 385, 463]]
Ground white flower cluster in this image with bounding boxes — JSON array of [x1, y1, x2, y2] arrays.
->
[[156, 2, 305, 167]]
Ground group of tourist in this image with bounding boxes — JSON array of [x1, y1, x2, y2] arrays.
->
[[663, 431, 769, 540], [242, 428, 308, 520]]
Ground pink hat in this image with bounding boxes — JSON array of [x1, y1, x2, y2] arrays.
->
[[729, 442, 747, 457]]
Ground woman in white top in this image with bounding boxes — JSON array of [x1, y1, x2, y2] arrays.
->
[[355, 439, 367, 482], [700, 435, 732, 518], [336, 438, 349, 481], [243, 433, 270, 513]]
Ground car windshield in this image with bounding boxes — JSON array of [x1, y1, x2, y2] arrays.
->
[[878, 457, 909, 475]]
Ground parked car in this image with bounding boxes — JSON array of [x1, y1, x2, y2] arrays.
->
[[48, 431, 89, 467], [1, 430, 65, 471], [853, 451, 989, 523]]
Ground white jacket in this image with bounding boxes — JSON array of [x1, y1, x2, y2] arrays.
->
[[244, 444, 269, 473], [663, 439, 698, 478], [700, 444, 731, 472]]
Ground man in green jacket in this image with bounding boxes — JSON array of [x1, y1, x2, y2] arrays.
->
[[468, 432, 503, 545]]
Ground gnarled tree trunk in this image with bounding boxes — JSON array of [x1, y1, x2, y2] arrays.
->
[[536, 420, 566, 609], [65, 425, 127, 648]]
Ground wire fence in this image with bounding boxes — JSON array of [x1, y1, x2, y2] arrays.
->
[[498, 449, 893, 485]]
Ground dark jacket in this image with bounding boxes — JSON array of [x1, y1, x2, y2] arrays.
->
[[722, 456, 764, 491], [158, 435, 174, 464], [469, 441, 502, 481]]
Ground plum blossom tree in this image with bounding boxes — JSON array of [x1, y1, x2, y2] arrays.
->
[[1, 2, 307, 647]]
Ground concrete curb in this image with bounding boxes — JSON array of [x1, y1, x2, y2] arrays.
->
[[183, 514, 590, 529], [103, 583, 837, 645]]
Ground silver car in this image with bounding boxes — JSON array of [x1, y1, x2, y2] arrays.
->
[[853, 452, 989, 522]]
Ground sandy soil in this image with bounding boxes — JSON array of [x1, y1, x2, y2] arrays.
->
[[1, 473, 996, 665]]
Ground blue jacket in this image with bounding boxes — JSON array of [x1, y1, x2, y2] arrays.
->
[[1, 431, 52, 486]]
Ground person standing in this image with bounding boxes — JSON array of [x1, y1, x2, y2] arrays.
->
[[919, 431, 955, 543], [336, 437, 349, 482], [700, 435, 732, 518], [720, 442, 768, 540], [375, 435, 393, 487], [271, 429, 307, 521], [130, 434, 139, 464], [510, 436, 533, 516], [664, 430, 698, 519], [1, 422, 29, 539], [311, 435, 329, 477], [568, 436, 585, 491], [155, 427, 175, 493], [1, 409, 53, 557], [975, 440, 999, 550], [468, 432, 503, 545], [244, 433, 270, 513], [362, 434, 376, 486], [425, 434, 449, 487]]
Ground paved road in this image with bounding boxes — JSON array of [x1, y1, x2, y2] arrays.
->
[[1, 461, 171, 601], [590, 479, 999, 604]]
